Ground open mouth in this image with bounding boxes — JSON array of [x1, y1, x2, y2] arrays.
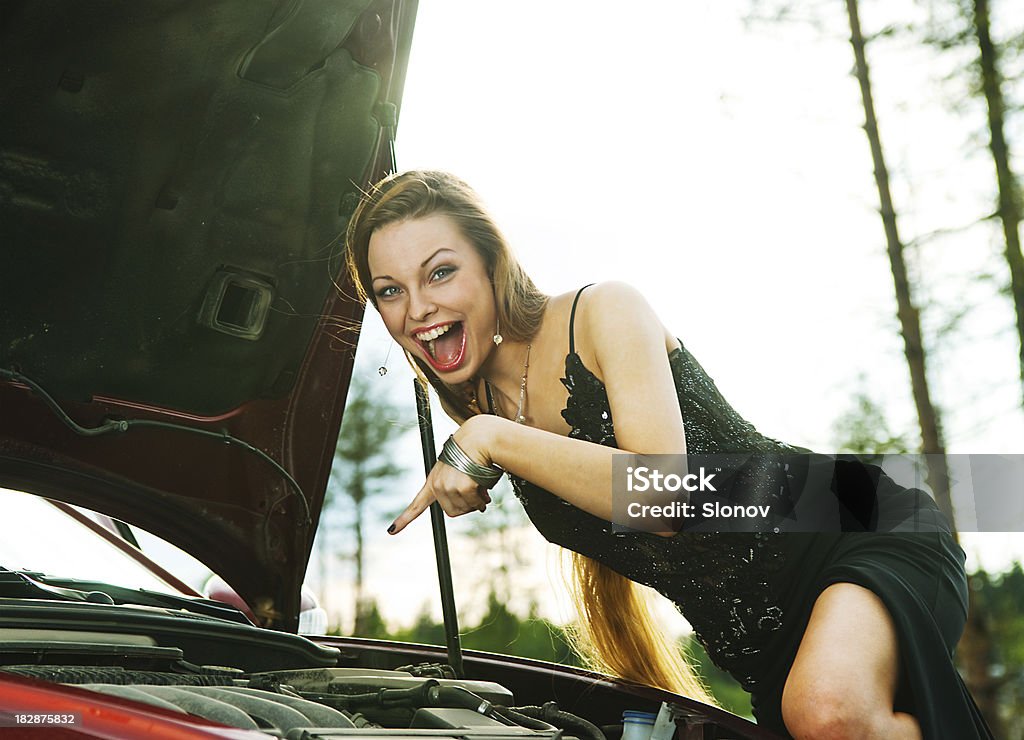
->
[[413, 321, 467, 372]]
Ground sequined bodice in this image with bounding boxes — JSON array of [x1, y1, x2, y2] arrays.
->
[[561, 344, 797, 456], [510, 342, 810, 691]]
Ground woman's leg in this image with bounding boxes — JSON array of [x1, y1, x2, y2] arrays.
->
[[781, 582, 921, 740]]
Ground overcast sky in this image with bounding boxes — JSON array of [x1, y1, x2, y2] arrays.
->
[[318, 1, 1024, 631]]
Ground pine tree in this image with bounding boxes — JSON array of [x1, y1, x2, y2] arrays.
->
[[844, 0, 954, 523], [325, 373, 409, 634], [972, 0, 1024, 404]]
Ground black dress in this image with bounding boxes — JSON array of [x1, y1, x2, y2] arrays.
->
[[507, 286, 992, 739]]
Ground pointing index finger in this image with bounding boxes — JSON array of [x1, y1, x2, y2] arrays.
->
[[388, 482, 435, 535]]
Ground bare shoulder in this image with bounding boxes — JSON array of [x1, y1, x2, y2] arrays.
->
[[545, 283, 649, 343], [579, 281, 672, 336], [569, 282, 676, 377], [551, 281, 653, 323], [584, 280, 646, 300]]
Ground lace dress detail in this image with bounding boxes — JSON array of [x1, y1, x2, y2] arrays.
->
[[511, 343, 808, 691]]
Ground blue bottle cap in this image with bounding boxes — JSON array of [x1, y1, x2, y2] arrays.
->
[[622, 711, 657, 725]]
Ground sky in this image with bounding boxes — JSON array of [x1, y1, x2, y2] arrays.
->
[[310, 1, 1024, 632]]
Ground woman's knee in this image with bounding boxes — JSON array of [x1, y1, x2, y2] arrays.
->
[[781, 683, 892, 740], [781, 582, 914, 738]]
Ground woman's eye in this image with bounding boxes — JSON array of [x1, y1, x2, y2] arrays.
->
[[431, 265, 456, 281], [376, 285, 400, 299]]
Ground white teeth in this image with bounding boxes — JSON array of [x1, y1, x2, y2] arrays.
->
[[415, 323, 454, 342]]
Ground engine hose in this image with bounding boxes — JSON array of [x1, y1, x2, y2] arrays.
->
[[359, 680, 440, 708], [349, 712, 377, 728], [298, 680, 441, 710], [491, 706, 559, 732], [430, 685, 496, 713], [396, 662, 458, 679], [301, 681, 496, 716], [511, 702, 607, 740], [297, 686, 575, 736]]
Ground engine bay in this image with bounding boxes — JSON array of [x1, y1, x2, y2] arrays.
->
[[0, 596, 739, 739], [3, 663, 556, 739]]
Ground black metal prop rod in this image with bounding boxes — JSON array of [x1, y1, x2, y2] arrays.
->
[[413, 379, 465, 678]]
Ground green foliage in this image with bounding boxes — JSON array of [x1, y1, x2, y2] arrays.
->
[[352, 600, 390, 639], [459, 593, 579, 665], [322, 372, 412, 631], [987, 564, 1024, 671], [341, 593, 757, 718], [831, 382, 911, 458], [390, 606, 449, 649], [459, 481, 533, 605], [970, 563, 1024, 733], [683, 638, 754, 719], [328, 373, 410, 512], [345, 592, 579, 666]]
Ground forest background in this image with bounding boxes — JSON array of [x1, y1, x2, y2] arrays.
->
[[309, 0, 1024, 736]]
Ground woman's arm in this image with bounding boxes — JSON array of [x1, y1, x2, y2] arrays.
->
[[388, 282, 687, 533]]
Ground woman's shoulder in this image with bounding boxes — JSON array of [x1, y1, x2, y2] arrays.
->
[[551, 281, 647, 307], [564, 281, 675, 344], [548, 282, 656, 335], [546, 282, 677, 378]]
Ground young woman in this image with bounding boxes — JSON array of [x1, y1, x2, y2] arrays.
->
[[344, 170, 992, 739]]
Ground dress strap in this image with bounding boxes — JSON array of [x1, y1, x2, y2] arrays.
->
[[568, 284, 594, 355], [483, 381, 496, 415]]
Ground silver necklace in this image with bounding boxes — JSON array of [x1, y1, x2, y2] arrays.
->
[[512, 344, 531, 424], [485, 344, 531, 424]]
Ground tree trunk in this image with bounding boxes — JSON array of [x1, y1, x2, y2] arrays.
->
[[844, 4, 1002, 729], [968, 1, 1015, 726], [844, 0, 953, 521], [352, 478, 366, 635], [973, 0, 1024, 405]]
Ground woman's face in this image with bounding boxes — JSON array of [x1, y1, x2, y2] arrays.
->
[[368, 213, 497, 383]]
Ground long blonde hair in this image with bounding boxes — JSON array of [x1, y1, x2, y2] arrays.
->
[[345, 170, 713, 702], [565, 553, 716, 703]]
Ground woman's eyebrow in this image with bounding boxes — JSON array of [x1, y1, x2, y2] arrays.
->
[[421, 248, 455, 267], [372, 248, 457, 283]]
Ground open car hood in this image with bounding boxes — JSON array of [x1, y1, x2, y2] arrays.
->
[[0, 0, 417, 631]]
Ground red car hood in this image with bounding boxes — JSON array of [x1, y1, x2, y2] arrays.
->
[[0, 0, 417, 632]]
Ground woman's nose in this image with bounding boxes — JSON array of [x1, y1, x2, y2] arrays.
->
[[407, 290, 437, 322]]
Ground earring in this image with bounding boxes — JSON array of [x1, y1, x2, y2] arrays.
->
[[378, 342, 394, 376], [492, 318, 503, 346]]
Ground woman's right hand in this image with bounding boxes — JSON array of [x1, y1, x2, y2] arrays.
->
[[388, 415, 500, 534]]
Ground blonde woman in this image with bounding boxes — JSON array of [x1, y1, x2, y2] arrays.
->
[[344, 170, 991, 740]]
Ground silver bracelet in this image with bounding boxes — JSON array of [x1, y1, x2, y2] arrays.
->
[[438, 435, 504, 489]]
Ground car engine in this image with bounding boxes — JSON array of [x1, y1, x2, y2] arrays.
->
[[4, 662, 573, 739], [0, 591, 767, 740]]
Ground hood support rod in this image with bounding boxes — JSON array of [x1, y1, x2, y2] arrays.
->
[[414, 379, 465, 678]]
